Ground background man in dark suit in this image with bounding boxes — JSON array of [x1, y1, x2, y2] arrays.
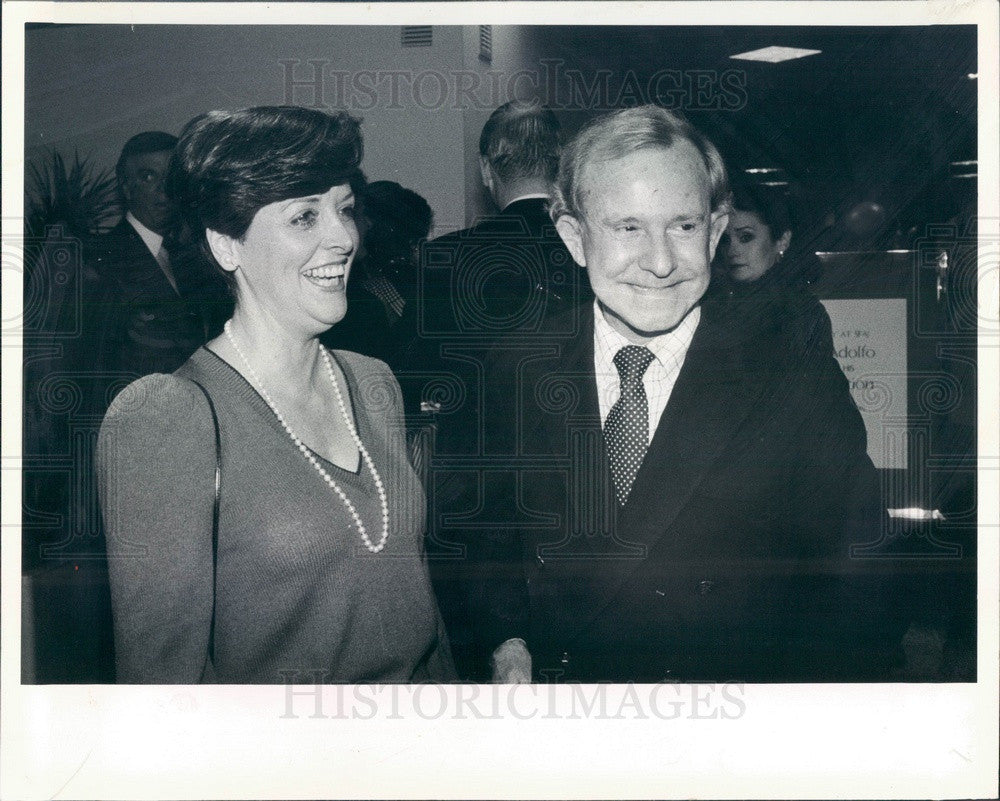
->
[[419, 99, 586, 343], [25, 132, 215, 683], [478, 106, 902, 683], [411, 102, 586, 677], [85, 131, 212, 394]]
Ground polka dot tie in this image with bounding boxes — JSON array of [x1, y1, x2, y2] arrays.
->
[[604, 345, 656, 506]]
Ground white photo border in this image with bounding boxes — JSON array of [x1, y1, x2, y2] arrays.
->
[[2, 3, 998, 799]]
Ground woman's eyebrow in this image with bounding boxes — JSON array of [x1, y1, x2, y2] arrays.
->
[[280, 196, 321, 209]]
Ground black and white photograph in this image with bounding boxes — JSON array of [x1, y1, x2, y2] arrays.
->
[[2, 2, 998, 799]]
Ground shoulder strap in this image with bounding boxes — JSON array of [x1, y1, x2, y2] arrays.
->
[[188, 379, 221, 662]]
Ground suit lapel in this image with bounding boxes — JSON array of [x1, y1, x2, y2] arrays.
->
[[622, 306, 756, 543], [521, 306, 601, 460], [117, 221, 181, 299], [517, 307, 625, 565], [562, 301, 768, 642]]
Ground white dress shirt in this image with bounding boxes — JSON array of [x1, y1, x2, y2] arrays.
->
[[593, 300, 701, 444]]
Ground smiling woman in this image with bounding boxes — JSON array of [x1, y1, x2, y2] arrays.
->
[[207, 184, 358, 335], [96, 107, 456, 684]]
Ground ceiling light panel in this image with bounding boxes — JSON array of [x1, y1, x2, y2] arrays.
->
[[730, 46, 822, 63]]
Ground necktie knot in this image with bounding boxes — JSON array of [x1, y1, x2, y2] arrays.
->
[[613, 345, 655, 388]]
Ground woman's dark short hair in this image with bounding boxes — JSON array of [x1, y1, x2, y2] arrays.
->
[[166, 106, 364, 291], [730, 183, 793, 241]]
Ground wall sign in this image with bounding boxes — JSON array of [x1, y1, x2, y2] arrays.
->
[[821, 298, 908, 469]]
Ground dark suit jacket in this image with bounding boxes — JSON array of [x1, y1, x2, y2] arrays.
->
[[395, 198, 592, 443], [468, 295, 902, 683], [84, 220, 211, 393], [418, 197, 588, 338], [397, 199, 588, 410], [400, 200, 589, 676]]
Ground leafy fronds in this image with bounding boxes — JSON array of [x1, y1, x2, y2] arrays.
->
[[25, 150, 120, 241]]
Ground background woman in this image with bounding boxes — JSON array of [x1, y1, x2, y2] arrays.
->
[[722, 182, 793, 285], [715, 183, 834, 355], [323, 180, 434, 364], [97, 106, 455, 683]]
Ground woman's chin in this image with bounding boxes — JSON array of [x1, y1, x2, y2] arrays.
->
[[729, 264, 768, 283], [305, 299, 348, 335], [319, 311, 348, 332]]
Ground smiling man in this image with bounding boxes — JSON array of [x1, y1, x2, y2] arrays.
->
[[555, 132, 728, 343], [473, 105, 902, 684]]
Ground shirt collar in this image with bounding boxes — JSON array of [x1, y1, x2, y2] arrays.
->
[[501, 193, 550, 211], [126, 212, 164, 257], [593, 299, 701, 374]]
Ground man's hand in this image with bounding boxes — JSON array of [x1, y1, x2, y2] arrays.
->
[[491, 638, 532, 683]]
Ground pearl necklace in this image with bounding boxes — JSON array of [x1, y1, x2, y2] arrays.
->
[[223, 320, 389, 553]]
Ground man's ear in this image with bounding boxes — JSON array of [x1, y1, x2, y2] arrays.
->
[[707, 208, 730, 261], [479, 156, 494, 196], [206, 229, 240, 273], [555, 215, 587, 268]]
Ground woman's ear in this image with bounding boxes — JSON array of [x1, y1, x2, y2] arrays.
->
[[555, 214, 587, 268], [206, 229, 239, 272], [777, 229, 792, 255]]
